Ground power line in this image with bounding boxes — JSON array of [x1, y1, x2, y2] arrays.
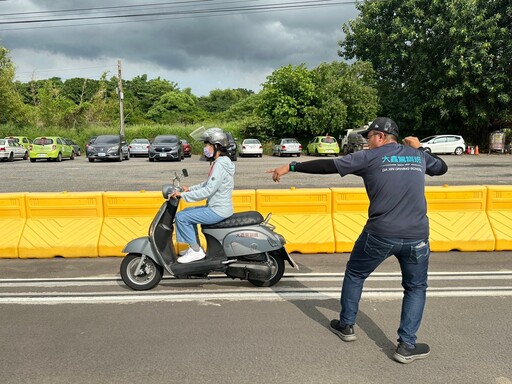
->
[[15, 65, 117, 77], [0, 0, 360, 30]]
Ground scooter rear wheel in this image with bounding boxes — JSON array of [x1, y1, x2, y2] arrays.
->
[[120, 253, 163, 291], [248, 252, 285, 287]]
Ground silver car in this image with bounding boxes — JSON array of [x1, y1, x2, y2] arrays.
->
[[272, 138, 302, 157], [0, 138, 29, 161], [129, 138, 150, 157]]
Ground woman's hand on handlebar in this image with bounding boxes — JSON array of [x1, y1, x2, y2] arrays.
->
[[168, 186, 189, 200], [168, 190, 181, 200]]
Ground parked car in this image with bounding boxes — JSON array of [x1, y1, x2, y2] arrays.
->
[[181, 139, 192, 157], [306, 136, 340, 156], [239, 138, 263, 157], [420, 135, 466, 155], [226, 132, 238, 161], [4, 136, 32, 150], [129, 138, 150, 157], [341, 129, 369, 155], [149, 135, 183, 162], [64, 138, 81, 156], [29, 136, 75, 162], [272, 138, 302, 157], [85, 136, 97, 152], [0, 138, 29, 161], [86, 135, 130, 162]]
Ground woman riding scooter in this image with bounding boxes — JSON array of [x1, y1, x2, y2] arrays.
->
[[168, 127, 235, 263]]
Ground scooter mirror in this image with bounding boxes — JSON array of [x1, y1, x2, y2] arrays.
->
[[182, 169, 189, 177]]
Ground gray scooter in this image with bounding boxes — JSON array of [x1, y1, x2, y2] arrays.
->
[[120, 169, 297, 290]]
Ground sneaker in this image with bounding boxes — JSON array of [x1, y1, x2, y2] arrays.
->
[[178, 248, 189, 256], [393, 342, 430, 364], [329, 319, 357, 342], [177, 248, 206, 263]]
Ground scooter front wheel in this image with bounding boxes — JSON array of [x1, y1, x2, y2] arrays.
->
[[248, 252, 285, 287], [120, 253, 163, 291]]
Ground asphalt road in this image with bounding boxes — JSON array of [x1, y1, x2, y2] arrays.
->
[[2, 153, 512, 383], [1, 253, 512, 384], [1, 152, 512, 193]]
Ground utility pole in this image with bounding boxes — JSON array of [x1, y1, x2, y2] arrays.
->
[[117, 59, 125, 137]]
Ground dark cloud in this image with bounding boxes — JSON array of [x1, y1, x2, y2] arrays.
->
[[0, 0, 359, 95]]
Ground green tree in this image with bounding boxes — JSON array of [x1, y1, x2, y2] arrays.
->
[[257, 62, 379, 140], [340, 0, 512, 141], [221, 93, 261, 121], [258, 64, 315, 138], [123, 75, 178, 123], [35, 80, 76, 127], [62, 78, 100, 105], [198, 88, 254, 114], [146, 89, 204, 124], [0, 46, 28, 125], [309, 61, 379, 136]]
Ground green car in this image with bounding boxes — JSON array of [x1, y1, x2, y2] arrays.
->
[[4, 136, 32, 150], [306, 136, 340, 156], [29, 136, 75, 162]]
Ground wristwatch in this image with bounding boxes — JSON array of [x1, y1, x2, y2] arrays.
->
[[289, 161, 297, 172]]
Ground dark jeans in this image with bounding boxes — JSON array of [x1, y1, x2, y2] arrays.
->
[[340, 230, 430, 346]]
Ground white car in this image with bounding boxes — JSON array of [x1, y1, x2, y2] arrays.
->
[[129, 138, 150, 157], [0, 138, 29, 161], [272, 138, 302, 157], [420, 135, 466, 155], [239, 138, 263, 157]]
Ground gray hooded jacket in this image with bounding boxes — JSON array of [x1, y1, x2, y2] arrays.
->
[[181, 156, 235, 218]]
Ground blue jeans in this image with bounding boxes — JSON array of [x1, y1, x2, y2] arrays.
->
[[340, 230, 430, 346], [175, 206, 224, 247]]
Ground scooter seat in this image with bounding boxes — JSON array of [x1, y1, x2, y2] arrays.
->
[[202, 211, 264, 229]]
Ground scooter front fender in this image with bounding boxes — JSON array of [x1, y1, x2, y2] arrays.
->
[[123, 237, 158, 263]]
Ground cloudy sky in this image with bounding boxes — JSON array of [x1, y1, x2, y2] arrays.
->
[[0, 0, 359, 96]]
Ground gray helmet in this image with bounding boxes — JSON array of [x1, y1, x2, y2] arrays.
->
[[201, 127, 229, 148]]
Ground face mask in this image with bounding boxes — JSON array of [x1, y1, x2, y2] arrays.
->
[[204, 146, 214, 158]]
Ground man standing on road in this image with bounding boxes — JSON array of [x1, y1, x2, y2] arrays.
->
[[267, 117, 448, 363]]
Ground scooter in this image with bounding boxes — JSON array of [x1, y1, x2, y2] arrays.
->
[[120, 169, 297, 290]]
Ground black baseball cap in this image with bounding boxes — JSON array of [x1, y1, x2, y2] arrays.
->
[[361, 117, 399, 138]]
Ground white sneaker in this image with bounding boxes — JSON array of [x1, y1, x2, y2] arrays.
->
[[178, 248, 189, 256], [177, 248, 206, 263]]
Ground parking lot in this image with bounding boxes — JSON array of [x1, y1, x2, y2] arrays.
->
[[1, 152, 512, 193]]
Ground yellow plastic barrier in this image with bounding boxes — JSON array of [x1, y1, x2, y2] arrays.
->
[[256, 188, 335, 253], [331, 188, 369, 253], [2, 185, 511, 257], [486, 186, 512, 251], [18, 192, 103, 258], [426, 186, 495, 251], [0, 193, 26, 258], [232, 189, 257, 212], [98, 191, 164, 257]]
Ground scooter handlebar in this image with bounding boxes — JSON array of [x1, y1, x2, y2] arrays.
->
[[162, 184, 182, 198]]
